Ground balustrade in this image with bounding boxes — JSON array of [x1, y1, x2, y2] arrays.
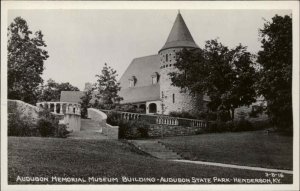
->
[[156, 116, 179, 126], [36, 102, 81, 115], [100, 109, 207, 128]]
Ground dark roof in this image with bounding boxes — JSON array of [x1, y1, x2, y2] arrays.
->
[[118, 54, 160, 103], [119, 55, 160, 88], [60, 91, 99, 104], [159, 13, 199, 52], [60, 91, 85, 103], [119, 84, 160, 104]]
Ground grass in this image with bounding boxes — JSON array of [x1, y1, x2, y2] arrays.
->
[[8, 136, 292, 184], [157, 130, 293, 170]]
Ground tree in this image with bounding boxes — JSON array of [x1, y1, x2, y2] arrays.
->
[[39, 79, 79, 102], [169, 39, 257, 121], [257, 15, 292, 131], [8, 17, 49, 104], [79, 85, 95, 118], [94, 63, 123, 110]]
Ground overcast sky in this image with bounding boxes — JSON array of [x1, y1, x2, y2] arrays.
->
[[8, 9, 291, 90]]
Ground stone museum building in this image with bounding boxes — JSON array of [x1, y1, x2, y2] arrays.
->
[[118, 12, 210, 115]]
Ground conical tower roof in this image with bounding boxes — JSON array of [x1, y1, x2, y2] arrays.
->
[[159, 12, 199, 52]]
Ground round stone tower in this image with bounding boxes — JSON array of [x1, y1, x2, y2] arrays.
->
[[159, 12, 201, 115]]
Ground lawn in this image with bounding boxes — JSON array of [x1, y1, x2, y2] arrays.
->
[[157, 130, 293, 170], [8, 137, 292, 184]]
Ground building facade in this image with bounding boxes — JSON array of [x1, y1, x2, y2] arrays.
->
[[118, 12, 209, 115]]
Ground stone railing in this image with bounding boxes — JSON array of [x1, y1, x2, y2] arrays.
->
[[36, 102, 81, 132], [36, 102, 81, 116], [156, 116, 179, 126], [100, 109, 207, 128], [87, 108, 107, 125], [88, 108, 118, 139]]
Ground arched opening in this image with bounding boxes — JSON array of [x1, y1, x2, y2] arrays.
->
[[149, 103, 157, 113], [50, 103, 54, 112], [56, 103, 60, 114]]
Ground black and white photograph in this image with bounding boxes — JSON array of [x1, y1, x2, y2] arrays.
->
[[1, 1, 299, 191]]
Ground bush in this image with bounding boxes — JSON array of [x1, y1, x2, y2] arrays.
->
[[54, 124, 70, 138], [116, 104, 145, 113], [106, 112, 150, 139], [169, 111, 196, 119], [169, 110, 219, 121], [106, 111, 122, 126], [36, 109, 70, 138], [37, 118, 55, 137], [8, 111, 38, 136], [249, 105, 264, 118], [118, 120, 150, 139], [8, 107, 70, 138]]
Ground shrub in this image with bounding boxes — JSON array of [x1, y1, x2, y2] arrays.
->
[[249, 105, 264, 118], [118, 120, 150, 139], [106, 111, 122, 126], [169, 110, 219, 121], [8, 107, 70, 138], [8, 111, 38, 136], [169, 111, 196, 119], [37, 118, 55, 137], [37, 109, 70, 138], [54, 124, 70, 138], [106, 112, 150, 139], [116, 104, 145, 113]]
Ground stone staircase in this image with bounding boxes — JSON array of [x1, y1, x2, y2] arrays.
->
[[129, 140, 182, 160], [68, 118, 108, 140]]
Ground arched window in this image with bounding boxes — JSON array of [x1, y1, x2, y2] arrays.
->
[[149, 103, 157, 113], [172, 94, 175, 103]]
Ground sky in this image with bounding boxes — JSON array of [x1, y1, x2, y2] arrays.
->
[[8, 9, 291, 90]]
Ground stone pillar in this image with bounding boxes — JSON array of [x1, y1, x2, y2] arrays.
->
[[60, 104, 63, 114], [54, 103, 57, 114]]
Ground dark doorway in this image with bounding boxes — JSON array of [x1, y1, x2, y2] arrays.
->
[[149, 103, 157, 113]]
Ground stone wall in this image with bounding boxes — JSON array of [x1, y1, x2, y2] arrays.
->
[[147, 124, 204, 138], [122, 123, 204, 139], [8, 99, 39, 124], [102, 124, 119, 139]]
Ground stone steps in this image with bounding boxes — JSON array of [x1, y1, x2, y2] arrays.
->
[[67, 119, 107, 140], [129, 140, 182, 160]]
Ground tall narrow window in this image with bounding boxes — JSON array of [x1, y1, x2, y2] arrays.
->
[[172, 94, 175, 103], [166, 54, 168, 62]]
